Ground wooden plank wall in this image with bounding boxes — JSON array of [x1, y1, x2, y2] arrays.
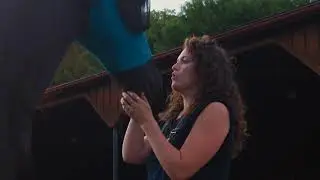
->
[[38, 76, 123, 128], [227, 23, 320, 75], [276, 23, 320, 74], [38, 94, 87, 110], [86, 77, 122, 128]]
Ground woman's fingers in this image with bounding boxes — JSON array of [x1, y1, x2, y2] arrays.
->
[[120, 97, 130, 108], [121, 91, 149, 115], [120, 97, 127, 106], [126, 91, 148, 105], [128, 91, 140, 101], [121, 97, 132, 114], [120, 97, 127, 109], [127, 91, 149, 105], [122, 92, 135, 105]]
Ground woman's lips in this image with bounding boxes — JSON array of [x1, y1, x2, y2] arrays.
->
[[171, 73, 176, 80]]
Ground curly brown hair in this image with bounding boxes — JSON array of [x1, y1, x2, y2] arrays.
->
[[159, 35, 248, 158]]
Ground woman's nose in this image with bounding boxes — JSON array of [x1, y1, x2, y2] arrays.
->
[[172, 62, 178, 71]]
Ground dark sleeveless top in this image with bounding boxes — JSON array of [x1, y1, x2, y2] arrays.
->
[[146, 99, 235, 180]]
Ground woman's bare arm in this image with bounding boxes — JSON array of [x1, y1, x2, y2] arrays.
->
[[141, 102, 230, 179], [122, 118, 151, 164]]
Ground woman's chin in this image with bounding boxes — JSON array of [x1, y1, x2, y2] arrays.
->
[[171, 83, 176, 90], [171, 83, 180, 92]]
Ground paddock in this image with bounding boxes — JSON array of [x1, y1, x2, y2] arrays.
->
[[33, 3, 320, 180]]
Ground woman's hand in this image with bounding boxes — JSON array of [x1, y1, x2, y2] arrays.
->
[[120, 91, 154, 126]]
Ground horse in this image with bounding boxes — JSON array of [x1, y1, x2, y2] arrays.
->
[[0, 0, 165, 179]]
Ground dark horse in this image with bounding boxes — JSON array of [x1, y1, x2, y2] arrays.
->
[[0, 0, 165, 179]]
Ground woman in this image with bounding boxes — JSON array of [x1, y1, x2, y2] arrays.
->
[[121, 35, 247, 180]]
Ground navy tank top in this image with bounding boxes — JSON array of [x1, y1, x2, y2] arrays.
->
[[146, 99, 236, 180]]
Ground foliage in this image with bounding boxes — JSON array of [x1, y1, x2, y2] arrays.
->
[[51, 42, 104, 85], [147, 0, 308, 54]]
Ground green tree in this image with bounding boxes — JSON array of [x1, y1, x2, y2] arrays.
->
[[52, 42, 104, 85], [147, 9, 189, 53], [149, 0, 308, 54]]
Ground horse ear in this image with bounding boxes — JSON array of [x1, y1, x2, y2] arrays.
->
[[117, 0, 151, 34]]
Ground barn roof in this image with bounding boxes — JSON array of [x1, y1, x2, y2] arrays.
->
[[152, 1, 320, 62], [39, 1, 320, 107]]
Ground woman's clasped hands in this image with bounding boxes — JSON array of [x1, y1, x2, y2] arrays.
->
[[120, 91, 154, 126]]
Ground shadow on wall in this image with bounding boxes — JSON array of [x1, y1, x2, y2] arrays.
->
[[32, 98, 113, 180], [230, 44, 320, 180], [32, 98, 147, 180]]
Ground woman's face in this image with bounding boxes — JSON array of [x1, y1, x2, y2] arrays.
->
[[171, 48, 198, 93]]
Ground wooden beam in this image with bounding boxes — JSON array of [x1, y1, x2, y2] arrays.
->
[[36, 94, 87, 110], [276, 24, 320, 74], [229, 39, 277, 55], [86, 77, 122, 128]]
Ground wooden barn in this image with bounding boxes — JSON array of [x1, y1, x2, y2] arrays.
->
[[33, 2, 320, 180]]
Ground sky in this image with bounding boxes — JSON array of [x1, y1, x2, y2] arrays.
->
[[151, 0, 187, 12]]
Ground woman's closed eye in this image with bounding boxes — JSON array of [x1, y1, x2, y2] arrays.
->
[[181, 56, 193, 63]]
